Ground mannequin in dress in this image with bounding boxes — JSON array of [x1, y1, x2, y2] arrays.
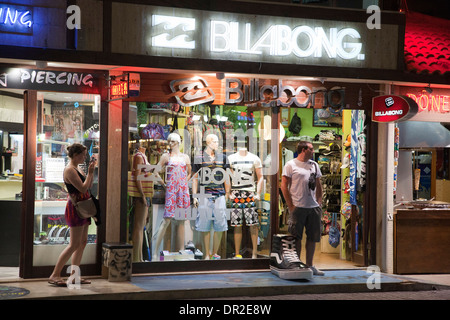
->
[[192, 134, 230, 260], [151, 133, 191, 261], [228, 147, 263, 259]]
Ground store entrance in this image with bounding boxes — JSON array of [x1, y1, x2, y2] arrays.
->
[[279, 107, 367, 269], [31, 91, 101, 268], [18, 90, 102, 279]]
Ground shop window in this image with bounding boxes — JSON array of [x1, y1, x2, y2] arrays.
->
[[33, 92, 100, 267], [127, 103, 272, 262], [398, 121, 450, 202], [0, 90, 24, 268], [0, 92, 24, 201]]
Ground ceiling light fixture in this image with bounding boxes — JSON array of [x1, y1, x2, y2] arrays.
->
[[36, 61, 47, 69]]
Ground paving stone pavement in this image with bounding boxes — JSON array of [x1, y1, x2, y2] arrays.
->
[[209, 289, 450, 300]]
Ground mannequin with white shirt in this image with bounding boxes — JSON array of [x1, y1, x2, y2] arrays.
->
[[228, 147, 263, 259]]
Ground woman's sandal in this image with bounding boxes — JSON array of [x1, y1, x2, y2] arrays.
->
[[48, 279, 67, 287]]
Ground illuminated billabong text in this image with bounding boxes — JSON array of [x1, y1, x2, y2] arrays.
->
[[210, 22, 365, 60], [150, 13, 365, 63]]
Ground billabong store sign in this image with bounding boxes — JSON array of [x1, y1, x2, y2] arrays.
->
[[168, 76, 345, 109], [372, 95, 418, 122], [170, 77, 216, 107], [150, 11, 365, 67], [0, 68, 100, 93], [226, 78, 345, 108], [112, 4, 400, 69]]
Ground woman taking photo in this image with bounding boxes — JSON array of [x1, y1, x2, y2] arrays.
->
[[48, 143, 96, 287]]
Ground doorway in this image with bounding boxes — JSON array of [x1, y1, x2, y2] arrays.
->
[[20, 90, 102, 278], [279, 107, 372, 269]]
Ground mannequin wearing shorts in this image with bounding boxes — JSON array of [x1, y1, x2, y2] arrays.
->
[[131, 142, 152, 263], [192, 134, 230, 260], [228, 148, 263, 259], [152, 133, 191, 261]]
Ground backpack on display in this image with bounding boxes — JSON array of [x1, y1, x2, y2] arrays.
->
[[289, 113, 302, 134]]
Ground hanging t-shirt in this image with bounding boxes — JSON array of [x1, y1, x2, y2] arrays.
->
[[282, 148, 294, 167], [228, 151, 262, 192], [282, 158, 322, 208]]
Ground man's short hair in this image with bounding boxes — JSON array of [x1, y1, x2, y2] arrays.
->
[[297, 140, 312, 154]]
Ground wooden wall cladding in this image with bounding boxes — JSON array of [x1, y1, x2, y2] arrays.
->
[[394, 210, 450, 274], [126, 72, 375, 110]]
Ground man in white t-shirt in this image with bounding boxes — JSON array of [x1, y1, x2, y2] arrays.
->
[[280, 141, 324, 276]]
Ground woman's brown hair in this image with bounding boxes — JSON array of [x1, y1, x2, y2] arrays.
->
[[67, 143, 87, 158]]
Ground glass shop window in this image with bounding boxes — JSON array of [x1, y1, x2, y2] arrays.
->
[[33, 92, 101, 267], [127, 103, 272, 263]]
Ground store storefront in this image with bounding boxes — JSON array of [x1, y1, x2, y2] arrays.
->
[[371, 10, 450, 275], [373, 86, 450, 274], [0, 1, 421, 278], [122, 73, 377, 274], [0, 66, 107, 278]]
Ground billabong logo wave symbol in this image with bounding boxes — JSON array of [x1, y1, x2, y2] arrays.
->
[[151, 15, 195, 49], [170, 77, 215, 107]]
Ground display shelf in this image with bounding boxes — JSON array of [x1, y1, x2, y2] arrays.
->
[[33, 243, 97, 266], [34, 200, 66, 215], [37, 139, 70, 145], [145, 108, 189, 118]]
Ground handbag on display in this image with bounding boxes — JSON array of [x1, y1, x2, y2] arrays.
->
[[328, 213, 340, 248], [162, 124, 173, 139], [127, 171, 154, 197], [69, 192, 98, 219], [141, 123, 165, 140]]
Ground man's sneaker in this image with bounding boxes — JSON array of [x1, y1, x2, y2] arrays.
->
[[211, 254, 221, 260], [270, 234, 308, 270], [270, 234, 312, 280], [309, 266, 325, 276]]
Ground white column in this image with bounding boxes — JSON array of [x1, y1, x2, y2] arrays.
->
[[376, 84, 395, 273]]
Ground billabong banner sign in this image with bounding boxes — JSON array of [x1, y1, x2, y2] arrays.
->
[[0, 68, 101, 93], [372, 95, 418, 122]]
